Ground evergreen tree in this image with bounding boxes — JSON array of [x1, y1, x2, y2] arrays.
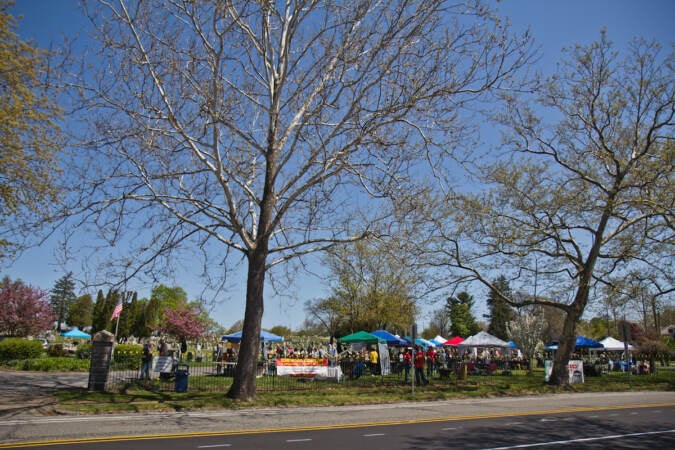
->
[[115, 291, 137, 340], [50, 272, 76, 331], [486, 275, 515, 340], [446, 291, 480, 337], [65, 293, 93, 330], [91, 289, 112, 333]]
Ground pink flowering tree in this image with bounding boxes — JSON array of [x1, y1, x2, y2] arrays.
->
[[0, 276, 55, 337], [158, 305, 209, 342]]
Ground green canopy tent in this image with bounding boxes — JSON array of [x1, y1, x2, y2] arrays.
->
[[338, 331, 388, 378], [337, 330, 385, 345]]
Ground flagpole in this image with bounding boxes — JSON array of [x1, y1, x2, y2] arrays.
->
[[114, 312, 121, 342]]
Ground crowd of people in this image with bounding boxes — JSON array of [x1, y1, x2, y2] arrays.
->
[[138, 336, 655, 382]]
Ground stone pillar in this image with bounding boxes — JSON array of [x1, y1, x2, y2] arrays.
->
[[88, 330, 115, 391]]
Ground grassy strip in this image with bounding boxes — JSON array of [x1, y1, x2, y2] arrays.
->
[[54, 369, 674, 415]]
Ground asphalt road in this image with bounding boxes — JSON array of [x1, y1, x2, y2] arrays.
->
[[0, 371, 673, 448], [1, 404, 673, 449]]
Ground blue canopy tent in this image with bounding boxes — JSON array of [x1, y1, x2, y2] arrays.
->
[[404, 336, 436, 348], [545, 336, 603, 350], [221, 330, 284, 342], [371, 330, 407, 346], [60, 328, 91, 339]]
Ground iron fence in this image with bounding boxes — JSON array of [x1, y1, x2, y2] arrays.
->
[[102, 356, 657, 393], [103, 357, 522, 392]]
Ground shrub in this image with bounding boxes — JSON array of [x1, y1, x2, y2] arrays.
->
[[113, 344, 142, 369], [0, 338, 44, 361], [76, 343, 92, 360], [10, 357, 89, 372], [47, 343, 69, 358]]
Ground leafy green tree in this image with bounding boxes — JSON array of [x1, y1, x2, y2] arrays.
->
[[150, 285, 188, 311], [0, 0, 62, 258], [90, 290, 108, 333], [66, 293, 93, 330], [446, 292, 481, 338], [116, 291, 138, 340], [432, 33, 673, 386], [486, 275, 515, 341], [50, 272, 76, 331], [312, 240, 420, 336], [91, 289, 126, 334]]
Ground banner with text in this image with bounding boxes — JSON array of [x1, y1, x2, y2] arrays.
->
[[276, 358, 329, 377]]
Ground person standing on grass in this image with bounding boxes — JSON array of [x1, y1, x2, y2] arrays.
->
[[369, 346, 379, 375], [414, 346, 429, 385], [426, 346, 436, 379], [140, 340, 153, 380], [403, 348, 412, 384]]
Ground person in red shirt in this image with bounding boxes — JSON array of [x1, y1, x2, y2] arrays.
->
[[414, 346, 429, 385], [426, 346, 437, 379], [403, 348, 412, 384]]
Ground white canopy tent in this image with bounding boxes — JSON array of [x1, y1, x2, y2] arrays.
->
[[457, 331, 510, 349], [597, 336, 634, 351]]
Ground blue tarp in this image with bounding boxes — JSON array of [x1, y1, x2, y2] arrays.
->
[[545, 336, 603, 350], [60, 328, 91, 339], [404, 336, 436, 348], [371, 330, 407, 346], [221, 330, 283, 342]]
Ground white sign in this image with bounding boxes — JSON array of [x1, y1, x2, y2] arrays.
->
[[567, 360, 584, 384], [153, 356, 174, 373]]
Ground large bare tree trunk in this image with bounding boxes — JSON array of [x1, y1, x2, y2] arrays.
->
[[550, 314, 577, 386], [550, 292, 587, 386], [227, 247, 266, 401]]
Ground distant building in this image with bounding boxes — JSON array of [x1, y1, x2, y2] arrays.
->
[[661, 325, 675, 337]]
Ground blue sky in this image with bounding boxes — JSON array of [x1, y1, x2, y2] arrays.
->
[[6, 0, 674, 332]]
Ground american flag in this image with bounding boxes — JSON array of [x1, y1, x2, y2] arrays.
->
[[110, 298, 123, 320]]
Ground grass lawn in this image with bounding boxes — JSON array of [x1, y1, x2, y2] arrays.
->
[[53, 366, 674, 415]]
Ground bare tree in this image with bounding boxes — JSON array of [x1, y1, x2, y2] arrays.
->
[[609, 270, 674, 333], [429, 33, 673, 386], [61, 0, 533, 400]]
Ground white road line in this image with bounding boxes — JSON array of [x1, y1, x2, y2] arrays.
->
[[442, 427, 458, 430], [197, 445, 231, 448], [480, 429, 675, 450], [286, 438, 312, 442], [504, 422, 524, 426], [363, 433, 385, 437]]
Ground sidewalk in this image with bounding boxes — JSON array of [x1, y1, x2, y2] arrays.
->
[[0, 370, 88, 417]]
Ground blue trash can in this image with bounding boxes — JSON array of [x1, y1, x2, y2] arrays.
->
[[174, 363, 189, 393]]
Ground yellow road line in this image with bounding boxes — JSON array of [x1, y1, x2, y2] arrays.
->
[[1, 402, 673, 448]]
